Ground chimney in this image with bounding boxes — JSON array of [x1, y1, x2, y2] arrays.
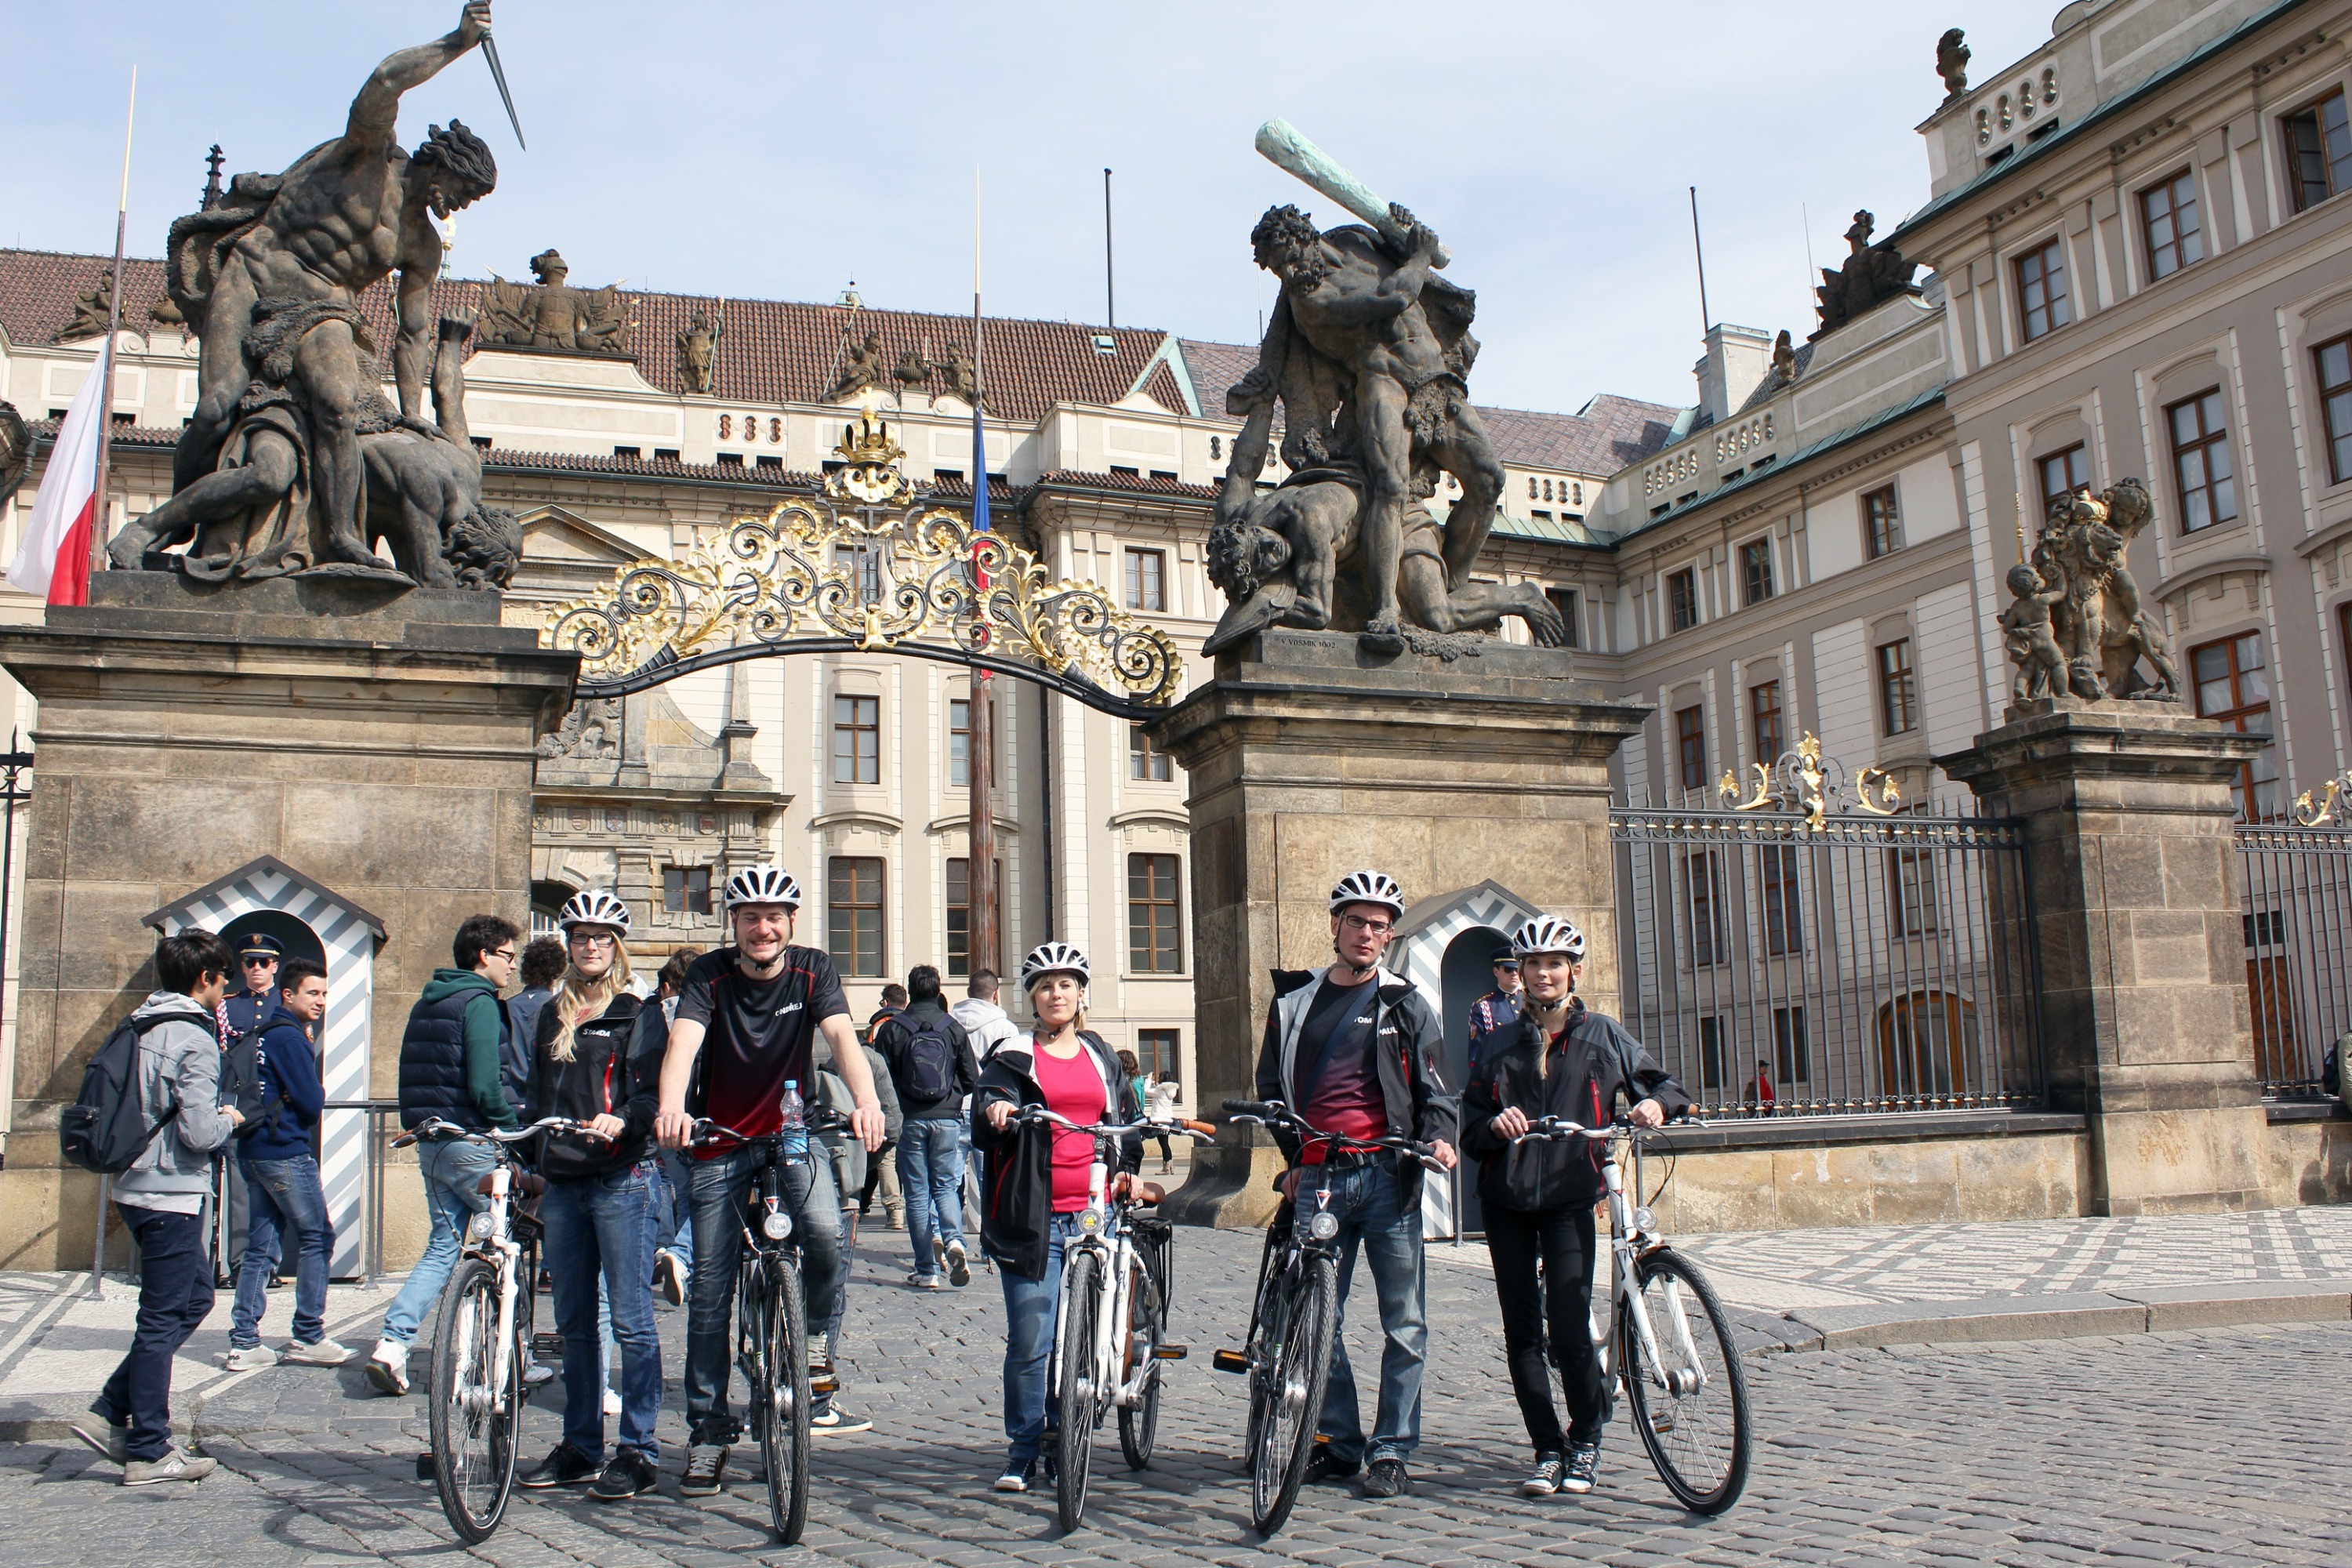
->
[[1696, 323, 1773, 426]]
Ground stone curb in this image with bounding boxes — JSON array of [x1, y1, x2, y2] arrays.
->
[[1733, 1279, 2352, 1356]]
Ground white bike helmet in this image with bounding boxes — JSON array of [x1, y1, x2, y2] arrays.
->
[[557, 887, 633, 936], [1509, 913, 1586, 960], [1327, 869, 1406, 920], [1019, 941, 1091, 990], [723, 862, 802, 910]]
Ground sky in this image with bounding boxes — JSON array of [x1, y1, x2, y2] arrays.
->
[[0, 1, 2063, 414]]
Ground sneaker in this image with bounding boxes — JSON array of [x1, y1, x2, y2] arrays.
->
[[993, 1457, 1037, 1493], [414, 1451, 434, 1482], [524, 1359, 557, 1388], [1523, 1451, 1566, 1497], [680, 1443, 728, 1497], [1559, 1443, 1599, 1495], [591, 1447, 659, 1501], [905, 1272, 942, 1290], [1302, 1444, 1359, 1486], [220, 1343, 277, 1372], [1362, 1457, 1411, 1498], [810, 1403, 872, 1436], [122, 1447, 216, 1486], [520, 1442, 603, 1490], [603, 1387, 623, 1416], [70, 1421, 127, 1465], [946, 1240, 971, 1287], [281, 1338, 352, 1367], [365, 1338, 410, 1396], [653, 1249, 685, 1308]]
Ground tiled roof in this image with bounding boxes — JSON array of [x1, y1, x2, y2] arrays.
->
[[0, 249, 175, 348], [1033, 469, 1216, 501], [1736, 343, 1816, 415], [1175, 339, 1261, 423]]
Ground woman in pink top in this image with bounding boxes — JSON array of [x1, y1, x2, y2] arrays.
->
[[971, 942, 1160, 1494]]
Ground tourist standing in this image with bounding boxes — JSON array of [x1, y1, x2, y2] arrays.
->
[[638, 947, 701, 1306], [223, 934, 283, 1040], [952, 967, 1020, 1233], [505, 934, 566, 1117], [876, 964, 979, 1290], [1145, 1073, 1181, 1174]]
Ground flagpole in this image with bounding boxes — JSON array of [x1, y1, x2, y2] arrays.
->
[[89, 66, 136, 581], [967, 165, 998, 982]]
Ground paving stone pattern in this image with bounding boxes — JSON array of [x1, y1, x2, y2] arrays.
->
[[0, 1225, 2345, 1564]]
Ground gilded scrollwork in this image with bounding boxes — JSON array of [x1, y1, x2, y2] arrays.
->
[[1715, 732, 1902, 829], [2291, 772, 2352, 827]]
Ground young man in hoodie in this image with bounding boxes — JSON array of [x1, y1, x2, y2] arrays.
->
[[366, 913, 522, 1396], [876, 965, 979, 1289], [222, 957, 345, 1371], [950, 967, 1019, 1236], [72, 930, 244, 1485]]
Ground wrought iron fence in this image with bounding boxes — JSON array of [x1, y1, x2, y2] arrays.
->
[[1612, 760, 2044, 1119], [2235, 780, 2352, 1097]]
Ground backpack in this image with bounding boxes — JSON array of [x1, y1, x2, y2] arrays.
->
[[220, 1022, 291, 1137], [899, 1011, 960, 1103], [60, 1011, 212, 1174]]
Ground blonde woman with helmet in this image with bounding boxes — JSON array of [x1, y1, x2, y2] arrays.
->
[[1459, 913, 1687, 1501]]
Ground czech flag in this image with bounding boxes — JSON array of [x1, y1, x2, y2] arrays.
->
[[7, 341, 107, 605]]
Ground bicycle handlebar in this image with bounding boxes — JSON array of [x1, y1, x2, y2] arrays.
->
[[392, 1115, 587, 1151], [1002, 1105, 1215, 1140], [1220, 1098, 1445, 1168], [1509, 1113, 1709, 1144], [686, 1110, 845, 1149]]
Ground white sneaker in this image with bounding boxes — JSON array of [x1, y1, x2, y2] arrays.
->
[[220, 1344, 278, 1372], [282, 1338, 352, 1367], [524, 1359, 557, 1388], [365, 1338, 410, 1396], [603, 1387, 622, 1416]]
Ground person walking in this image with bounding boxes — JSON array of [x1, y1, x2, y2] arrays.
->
[[1466, 953, 1522, 1071], [365, 914, 523, 1396], [637, 946, 702, 1308], [973, 942, 1158, 1493], [221, 957, 347, 1371], [866, 983, 909, 1042], [875, 964, 979, 1290], [1145, 1073, 1181, 1175], [1461, 915, 1687, 1498], [73, 930, 244, 1485], [1254, 869, 1458, 1499], [809, 1025, 895, 1433], [952, 967, 1019, 1236], [504, 934, 566, 1116], [517, 890, 666, 1502]]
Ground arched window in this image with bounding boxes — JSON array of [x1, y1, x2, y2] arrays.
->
[[1876, 992, 1980, 1101]]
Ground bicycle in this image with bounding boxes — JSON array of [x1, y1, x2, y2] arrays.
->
[[1001, 1105, 1209, 1532], [390, 1114, 583, 1545], [1513, 1114, 1751, 1514], [1211, 1098, 1446, 1537]]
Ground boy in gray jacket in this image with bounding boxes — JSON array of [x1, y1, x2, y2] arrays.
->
[[74, 930, 245, 1484]]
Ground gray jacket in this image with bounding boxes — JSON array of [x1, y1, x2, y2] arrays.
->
[[112, 990, 238, 1214], [950, 996, 1021, 1062]]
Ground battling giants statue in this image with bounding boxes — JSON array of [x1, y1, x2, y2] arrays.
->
[[108, 2, 518, 590], [2000, 477, 2181, 705]]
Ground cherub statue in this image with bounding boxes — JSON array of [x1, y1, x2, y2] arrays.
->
[[829, 330, 887, 401], [1936, 28, 1971, 100], [2000, 561, 2067, 702]]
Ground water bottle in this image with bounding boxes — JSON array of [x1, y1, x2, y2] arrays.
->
[[779, 1079, 808, 1157]]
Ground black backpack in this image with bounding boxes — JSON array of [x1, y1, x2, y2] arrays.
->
[[60, 1011, 215, 1174], [220, 1022, 287, 1137], [900, 1011, 960, 1103]]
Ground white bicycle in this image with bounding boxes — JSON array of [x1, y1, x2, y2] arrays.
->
[[1515, 1115, 1752, 1514]]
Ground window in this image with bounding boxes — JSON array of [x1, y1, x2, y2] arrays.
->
[[756, 454, 782, 470], [948, 696, 996, 789], [1675, 704, 1708, 792], [2191, 632, 2280, 818], [827, 856, 884, 977], [1697, 1014, 1727, 1091], [1889, 835, 1939, 938], [1773, 1005, 1811, 1087], [717, 452, 742, 467], [612, 445, 641, 459], [1750, 679, 1784, 764], [832, 694, 879, 785], [2167, 390, 2238, 533], [2284, 90, 2351, 213], [1686, 851, 1726, 968], [1740, 538, 1776, 606], [1878, 638, 1918, 735], [662, 866, 712, 914], [2140, 169, 2204, 280], [2315, 335, 2352, 485], [2037, 443, 2090, 511], [1124, 548, 1166, 611], [1862, 484, 1903, 559], [654, 448, 680, 462], [1135, 1028, 1180, 1082], [1110, 464, 1140, 477], [1127, 853, 1183, 973], [1667, 568, 1698, 632], [945, 856, 1000, 978], [1128, 724, 1171, 782], [2015, 237, 2071, 342], [1759, 844, 1802, 956], [1544, 587, 1581, 648], [1149, 470, 1178, 482]]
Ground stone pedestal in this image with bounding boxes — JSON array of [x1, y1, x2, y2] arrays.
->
[[1145, 630, 1648, 1226], [1938, 699, 2271, 1216], [0, 574, 576, 1270]]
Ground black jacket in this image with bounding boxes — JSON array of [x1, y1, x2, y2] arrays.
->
[[531, 991, 656, 1181], [1252, 966, 1460, 1207], [972, 1030, 1138, 1280], [874, 997, 979, 1120], [1460, 999, 1690, 1213]]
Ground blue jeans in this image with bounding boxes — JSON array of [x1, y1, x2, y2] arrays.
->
[[655, 1148, 695, 1281], [999, 1213, 1077, 1464], [379, 1138, 500, 1345], [93, 1203, 212, 1462], [1309, 1160, 1428, 1467], [683, 1143, 841, 1444], [230, 1153, 333, 1348], [543, 1162, 663, 1462], [897, 1118, 967, 1277]]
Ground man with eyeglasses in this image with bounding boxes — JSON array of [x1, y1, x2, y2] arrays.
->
[[224, 935, 284, 1041], [1252, 869, 1457, 1501], [1467, 952, 1522, 1072]]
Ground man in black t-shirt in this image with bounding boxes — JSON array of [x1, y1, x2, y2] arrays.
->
[[656, 864, 884, 1493]]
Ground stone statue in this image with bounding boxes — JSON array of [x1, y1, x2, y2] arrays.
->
[[477, 249, 633, 354], [1812, 210, 1921, 339], [938, 341, 982, 405], [1936, 29, 1971, 100], [0, 401, 29, 507], [1770, 328, 1798, 385], [828, 329, 887, 402], [537, 696, 622, 760], [58, 273, 114, 342], [677, 306, 722, 394], [149, 292, 184, 326], [2002, 477, 2180, 703], [155, 1, 499, 579], [894, 346, 931, 390], [1203, 202, 1562, 657]]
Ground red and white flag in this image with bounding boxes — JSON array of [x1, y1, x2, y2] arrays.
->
[[7, 342, 107, 606]]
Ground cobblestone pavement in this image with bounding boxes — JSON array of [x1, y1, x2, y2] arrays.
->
[[0, 1223, 2344, 1566]]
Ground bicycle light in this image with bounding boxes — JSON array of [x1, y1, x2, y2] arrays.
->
[[762, 1210, 793, 1240], [1305, 1210, 1341, 1241], [468, 1211, 495, 1241], [1076, 1205, 1105, 1234], [1632, 1206, 1657, 1235]]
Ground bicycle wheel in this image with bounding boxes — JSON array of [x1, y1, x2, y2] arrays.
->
[[1055, 1247, 1104, 1531], [1618, 1247, 1751, 1515], [762, 1255, 811, 1544], [428, 1255, 522, 1544], [1117, 1247, 1167, 1469], [1250, 1251, 1335, 1537]]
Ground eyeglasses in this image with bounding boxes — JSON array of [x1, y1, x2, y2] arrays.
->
[[241, 956, 277, 968], [1338, 914, 1394, 936], [487, 947, 517, 964], [568, 930, 619, 948]]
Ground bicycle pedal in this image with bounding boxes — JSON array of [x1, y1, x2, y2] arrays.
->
[[1152, 1343, 1189, 1361], [529, 1333, 564, 1359], [1210, 1348, 1249, 1374], [809, 1367, 840, 1396]]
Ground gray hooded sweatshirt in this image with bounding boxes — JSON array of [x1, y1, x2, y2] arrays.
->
[[111, 990, 238, 1214]]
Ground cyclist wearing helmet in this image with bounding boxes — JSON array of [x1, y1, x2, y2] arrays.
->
[[521, 890, 663, 1501], [1461, 913, 1688, 1500], [972, 941, 1159, 1494], [654, 864, 886, 1495], [1253, 869, 1458, 1500]]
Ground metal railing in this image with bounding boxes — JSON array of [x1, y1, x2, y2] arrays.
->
[[2234, 819, 2352, 1098], [329, 1098, 405, 1284]]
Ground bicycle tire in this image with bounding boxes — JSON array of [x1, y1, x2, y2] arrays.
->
[[428, 1254, 521, 1544], [1250, 1250, 1336, 1537], [738, 1256, 770, 1442], [1117, 1250, 1165, 1470], [1055, 1247, 1104, 1531], [1618, 1247, 1752, 1515], [764, 1255, 811, 1544]]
